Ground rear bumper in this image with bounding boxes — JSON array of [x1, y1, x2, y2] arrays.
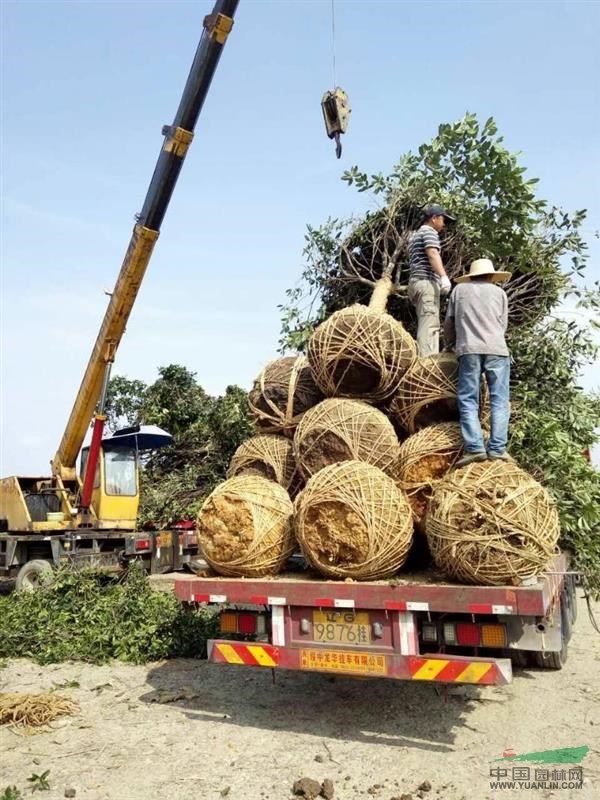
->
[[207, 639, 513, 685]]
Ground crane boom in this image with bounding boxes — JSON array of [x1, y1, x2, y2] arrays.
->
[[52, 0, 239, 480]]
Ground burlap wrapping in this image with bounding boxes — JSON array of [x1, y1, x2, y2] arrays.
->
[[398, 422, 464, 529], [197, 475, 294, 577], [227, 434, 298, 493], [390, 353, 489, 434], [248, 355, 323, 437], [294, 460, 414, 580], [294, 398, 401, 481], [307, 304, 416, 403], [426, 460, 560, 586]]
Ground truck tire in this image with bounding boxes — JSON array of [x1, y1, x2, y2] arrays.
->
[[533, 595, 569, 670], [15, 560, 54, 592]]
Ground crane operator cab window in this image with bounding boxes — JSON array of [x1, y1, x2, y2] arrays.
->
[[79, 446, 137, 495], [103, 447, 137, 496]]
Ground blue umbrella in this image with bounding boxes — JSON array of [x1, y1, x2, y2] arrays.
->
[[103, 424, 173, 451]]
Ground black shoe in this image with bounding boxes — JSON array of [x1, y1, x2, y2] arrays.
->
[[454, 451, 487, 468]]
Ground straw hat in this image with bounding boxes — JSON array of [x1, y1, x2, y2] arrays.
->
[[455, 258, 511, 284]]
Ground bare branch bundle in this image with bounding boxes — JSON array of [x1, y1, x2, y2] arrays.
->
[[426, 460, 560, 585], [294, 398, 401, 481], [197, 475, 294, 577], [0, 692, 79, 734], [248, 356, 323, 438], [294, 460, 414, 580], [228, 434, 299, 494], [398, 422, 464, 530]]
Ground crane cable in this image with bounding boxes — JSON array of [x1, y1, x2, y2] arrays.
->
[[321, 0, 351, 158], [331, 0, 337, 89]]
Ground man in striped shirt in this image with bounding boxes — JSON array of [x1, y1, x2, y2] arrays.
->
[[407, 204, 455, 356]]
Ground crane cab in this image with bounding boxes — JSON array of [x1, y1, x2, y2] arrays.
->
[[79, 444, 139, 529], [79, 425, 172, 530]]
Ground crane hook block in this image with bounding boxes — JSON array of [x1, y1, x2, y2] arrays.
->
[[321, 87, 351, 159]]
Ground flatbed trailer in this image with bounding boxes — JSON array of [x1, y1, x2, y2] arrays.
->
[[175, 552, 577, 685], [0, 524, 199, 589]]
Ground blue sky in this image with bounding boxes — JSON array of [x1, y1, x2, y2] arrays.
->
[[1, 0, 599, 475]]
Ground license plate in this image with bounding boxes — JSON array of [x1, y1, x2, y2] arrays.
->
[[300, 649, 387, 675], [158, 532, 172, 548], [312, 610, 371, 645]]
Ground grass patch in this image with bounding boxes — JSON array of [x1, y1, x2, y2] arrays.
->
[[0, 565, 217, 665]]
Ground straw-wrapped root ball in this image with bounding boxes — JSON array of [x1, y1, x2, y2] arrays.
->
[[390, 353, 488, 435], [197, 475, 294, 577], [228, 434, 298, 494], [248, 356, 323, 438], [294, 460, 414, 580], [307, 305, 417, 403], [294, 398, 401, 481], [426, 460, 560, 586], [398, 422, 464, 530]]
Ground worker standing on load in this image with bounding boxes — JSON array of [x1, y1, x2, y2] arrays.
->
[[407, 205, 456, 356], [443, 258, 512, 467]]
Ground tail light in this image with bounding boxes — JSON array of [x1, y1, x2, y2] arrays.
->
[[134, 538, 151, 551], [481, 624, 507, 647], [456, 623, 480, 646], [422, 623, 438, 642], [219, 612, 261, 635], [220, 612, 238, 633], [238, 613, 257, 635], [443, 622, 457, 645]]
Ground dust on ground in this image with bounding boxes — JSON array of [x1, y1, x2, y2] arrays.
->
[[1, 592, 599, 800]]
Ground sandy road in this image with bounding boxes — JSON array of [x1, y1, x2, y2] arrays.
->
[[1, 593, 599, 800]]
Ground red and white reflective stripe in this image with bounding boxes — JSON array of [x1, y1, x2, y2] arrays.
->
[[194, 593, 227, 603], [314, 598, 355, 608], [249, 595, 287, 606], [271, 606, 285, 646], [468, 604, 514, 615], [385, 600, 429, 612], [398, 611, 418, 655]]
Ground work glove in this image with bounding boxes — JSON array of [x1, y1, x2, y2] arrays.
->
[[439, 275, 452, 296]]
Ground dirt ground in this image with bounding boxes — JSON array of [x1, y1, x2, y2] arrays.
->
[[1, 592, 599, 800]]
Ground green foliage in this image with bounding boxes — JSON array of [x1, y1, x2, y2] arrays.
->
[[0, 566, 218, 665], [279, 113, 600, 595], [104, 375, 147, 431], [27, 772, 50, 793], [1, 788, 23, 800], [280, 113, 586, 348], [105, 366, 253, 526]]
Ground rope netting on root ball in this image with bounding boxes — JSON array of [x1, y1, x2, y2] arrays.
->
[[197, 475, 294, 577], [390, 353, 488, 434], [248, 355, 323, 438], [307, 303, 416, 404], [227, 434, 299, 494], [398, 422, 464, 530], [294, 398, 401, 481], [294, 460, 414, 580], [426, 460, 560, 586]]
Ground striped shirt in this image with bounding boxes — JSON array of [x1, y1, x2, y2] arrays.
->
[[408, 224, 441, 282]]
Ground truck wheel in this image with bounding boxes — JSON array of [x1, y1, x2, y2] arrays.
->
[[15, 560, 54, 592]]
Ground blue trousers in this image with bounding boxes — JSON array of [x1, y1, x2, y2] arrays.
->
[[457, 354, 510, 455]]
